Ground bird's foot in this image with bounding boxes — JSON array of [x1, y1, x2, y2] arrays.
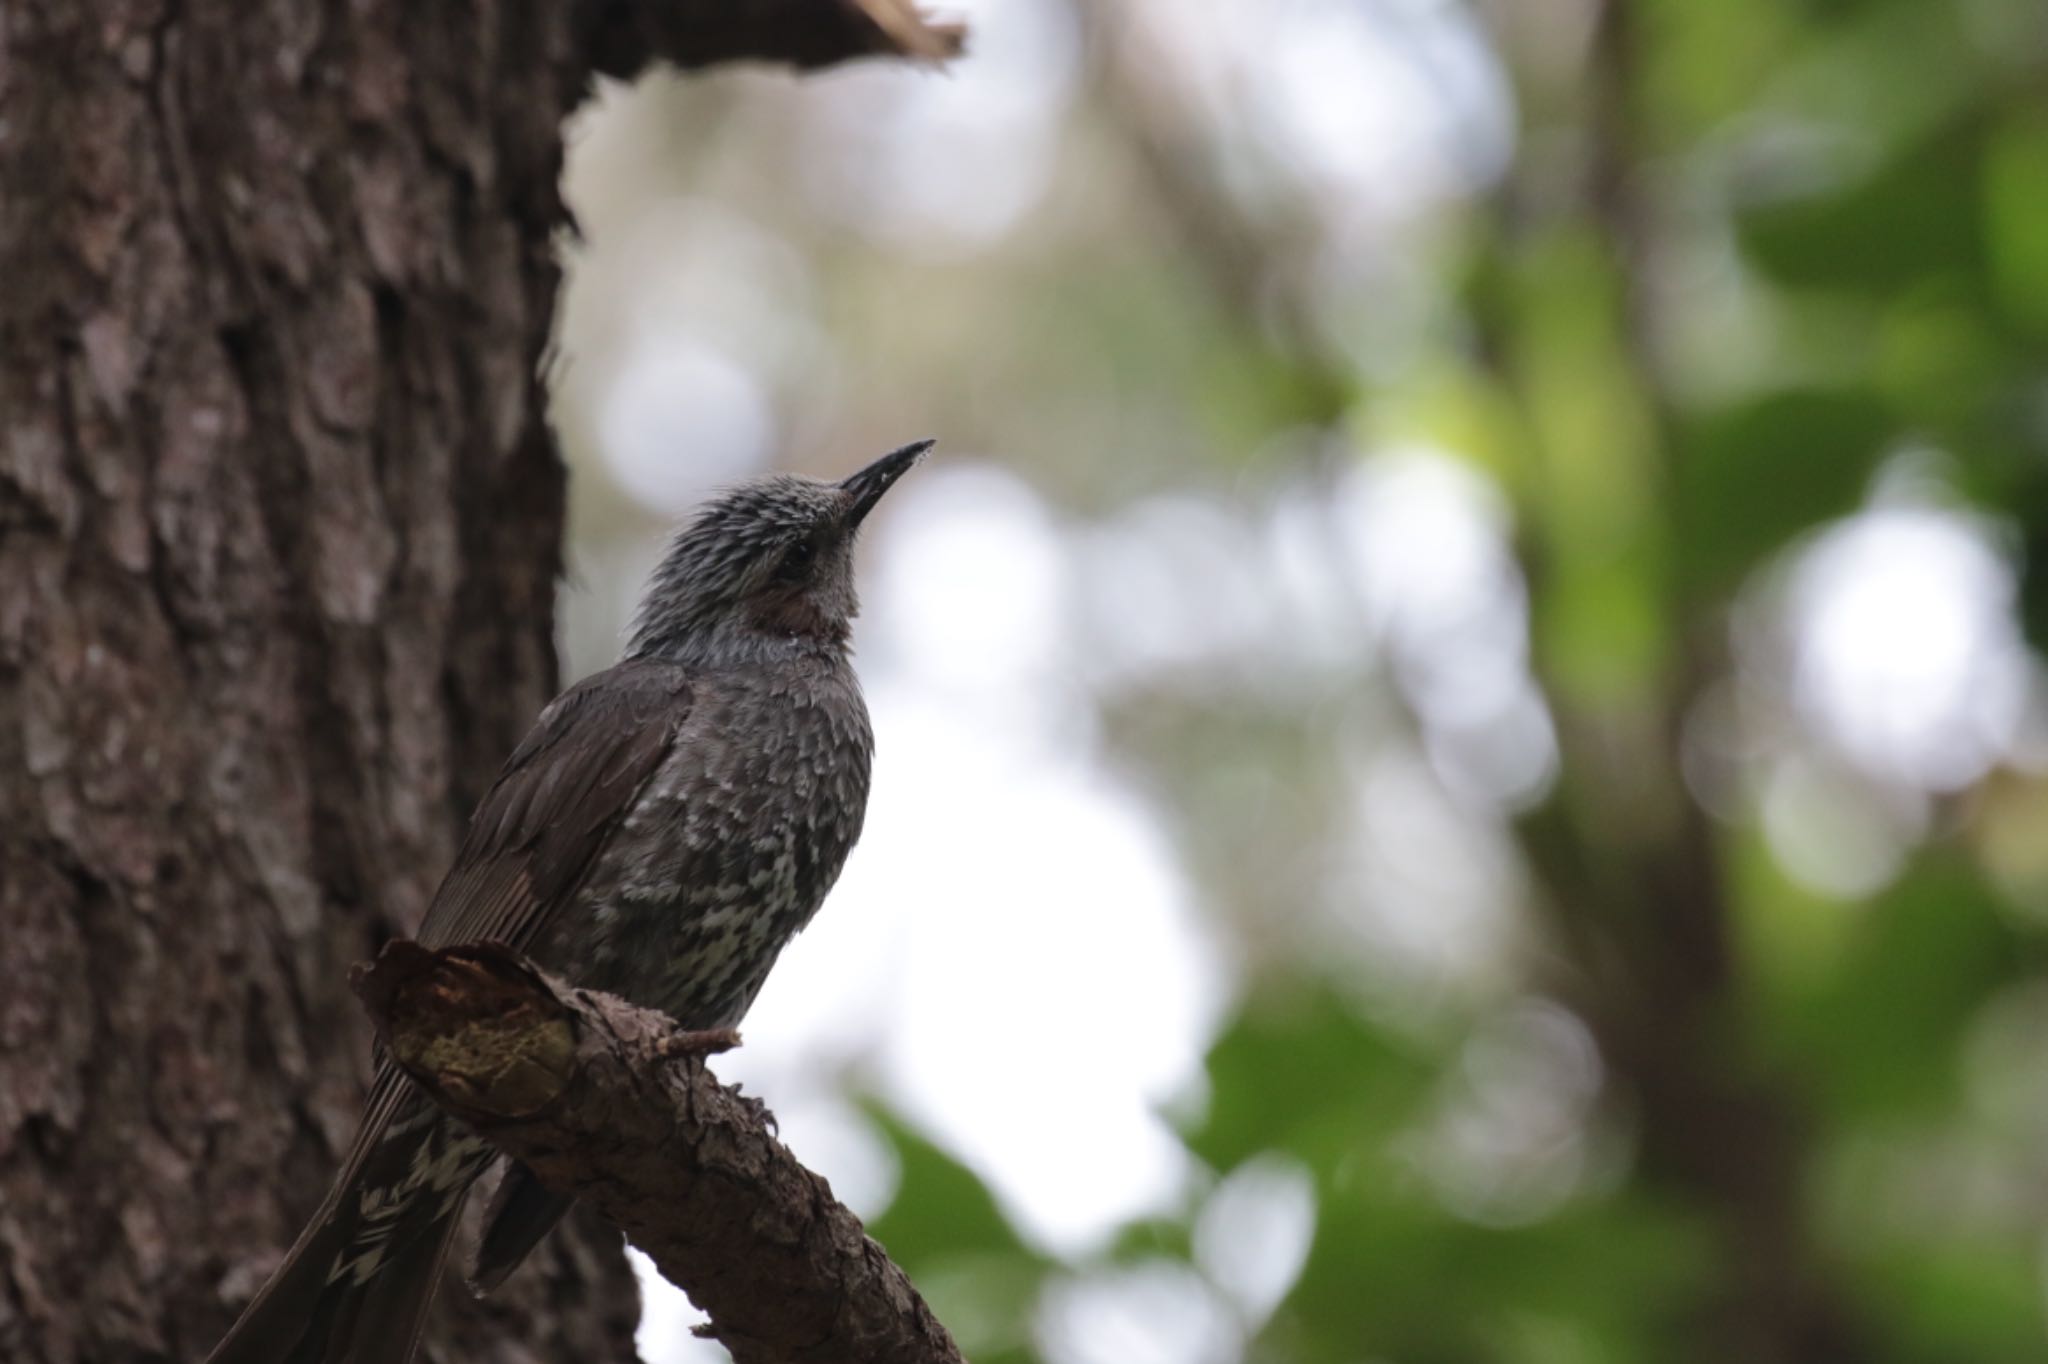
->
[[727, 1083, 780, 1136]]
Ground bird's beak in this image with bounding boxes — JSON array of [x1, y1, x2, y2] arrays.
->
[[838, 438, 934, 526]]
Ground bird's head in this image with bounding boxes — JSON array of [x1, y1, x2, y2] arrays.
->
[[627, 439, 932, 662]]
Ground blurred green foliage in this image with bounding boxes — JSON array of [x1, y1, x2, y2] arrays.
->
[[861, 0, 2048, 1359], [573, 0, 2048, 1358], [861, 0, 2048, 1355]]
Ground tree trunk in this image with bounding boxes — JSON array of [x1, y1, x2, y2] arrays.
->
[[0, 4, 950, 1360]]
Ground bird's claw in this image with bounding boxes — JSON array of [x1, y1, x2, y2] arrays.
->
[[727, 1082, 779, 1136]]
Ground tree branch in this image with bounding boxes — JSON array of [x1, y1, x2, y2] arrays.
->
[[576, 0, 966, 77], [351, 940, 966, 1364]]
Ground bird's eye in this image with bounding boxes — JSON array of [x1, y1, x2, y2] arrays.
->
[[778, 536, 818, 579]]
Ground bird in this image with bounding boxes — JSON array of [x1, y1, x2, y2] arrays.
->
[[205, 438, 932, 1364]]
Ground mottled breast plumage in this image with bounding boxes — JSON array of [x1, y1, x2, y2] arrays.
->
[[530, 649, 874, 1029]]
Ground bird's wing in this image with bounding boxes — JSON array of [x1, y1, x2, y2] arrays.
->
[[356, 651, 692, 1179], [416, 655, 694, 951], [355, 654, 694, 1154], [205, 659, 694, 1363]]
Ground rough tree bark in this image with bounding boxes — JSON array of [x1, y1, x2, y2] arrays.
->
[[0, 4, 957, 1362]]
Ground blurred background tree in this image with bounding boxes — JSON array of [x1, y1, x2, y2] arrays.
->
[[547, 0, 2048, 1361]]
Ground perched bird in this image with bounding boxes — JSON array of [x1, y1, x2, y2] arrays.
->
[[206, 439, 932, 1364]]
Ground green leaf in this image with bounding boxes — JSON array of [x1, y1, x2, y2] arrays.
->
[[1185, 987, 1436, 1173], [1675, 387, 1893, 598], [1739, 119, 1988, 300], [1983, 111, 2048, 337], [1767, 856, 2021, 1118], [865, 1107, 1040, 1266], [863, 1108, 1048, 1364]]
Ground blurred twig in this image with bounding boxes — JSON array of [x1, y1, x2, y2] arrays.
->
[[1084, 4, 1354, 432], [851, 0, 966, 62], [576, 0, 965, 77]]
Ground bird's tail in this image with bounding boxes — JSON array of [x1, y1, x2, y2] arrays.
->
[[206, 1068, 492, 1364], [470, 1161, 575, 1294]]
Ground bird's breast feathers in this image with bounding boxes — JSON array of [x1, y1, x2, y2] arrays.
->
[[543, 662, 873, 1025]]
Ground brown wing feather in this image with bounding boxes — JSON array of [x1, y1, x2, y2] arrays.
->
[[321, 657, 690, 1230], [208, 629, 696, 1363], [417, 657, 693, 951]]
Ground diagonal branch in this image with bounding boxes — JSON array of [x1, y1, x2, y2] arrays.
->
[[351, 940, 966, 1364]]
